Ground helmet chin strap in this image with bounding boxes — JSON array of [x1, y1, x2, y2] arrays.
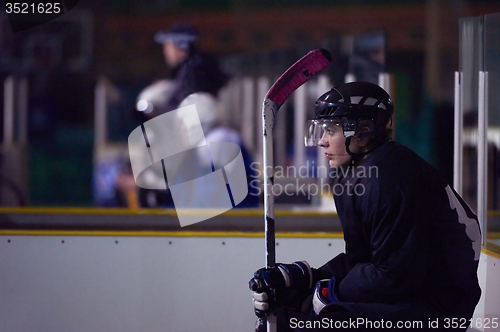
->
[[344, 136, 378, 159], [342, 118, 381, 160]]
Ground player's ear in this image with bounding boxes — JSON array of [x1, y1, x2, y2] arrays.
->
[[356, 125, 372, 147]]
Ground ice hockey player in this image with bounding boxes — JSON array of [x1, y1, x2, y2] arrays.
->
[[249, 81, 481, 331]]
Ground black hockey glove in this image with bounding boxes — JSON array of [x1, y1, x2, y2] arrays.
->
[[249, 261, 313, 317]]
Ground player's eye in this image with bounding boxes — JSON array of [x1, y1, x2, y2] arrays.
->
[[323, 123, 340, 135]]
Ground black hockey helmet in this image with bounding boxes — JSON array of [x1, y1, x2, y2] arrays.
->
[[305, 81, 393, 149]]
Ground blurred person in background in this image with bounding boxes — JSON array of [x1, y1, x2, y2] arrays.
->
[[101, 22, 232, 208], [137, 92, 258, 208], [136, 22, 228, 118], [119, 23, 258, 209]]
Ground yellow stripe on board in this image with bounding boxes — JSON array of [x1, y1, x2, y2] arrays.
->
[[0, 230, 344, 238], [0, 207, 337, 217], [488, 232, 500, 239], [481, 247, 500, 260], [488, 210, 500, 217], [2, 207, 500, 218]]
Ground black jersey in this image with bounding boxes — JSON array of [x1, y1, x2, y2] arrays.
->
[[317, 141, 481, 328]]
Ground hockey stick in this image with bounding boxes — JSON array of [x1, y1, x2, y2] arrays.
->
[[262, 49, 331, 332]]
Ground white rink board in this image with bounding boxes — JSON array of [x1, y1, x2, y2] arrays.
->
[[0, 235, 344, 332]]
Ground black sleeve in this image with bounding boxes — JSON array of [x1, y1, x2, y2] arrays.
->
[[315, 252, 353, 284]]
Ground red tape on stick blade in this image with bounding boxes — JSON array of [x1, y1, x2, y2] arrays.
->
[[266, 49, 332, 106]]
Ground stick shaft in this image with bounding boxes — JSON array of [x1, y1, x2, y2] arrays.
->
[[263, 98, 279, 332], [263, 98, 279, 269], [261, 49, 331, 332]]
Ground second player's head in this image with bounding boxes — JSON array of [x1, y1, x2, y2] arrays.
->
[[155, 23, 199, 68], [305, 81, 393, 167]]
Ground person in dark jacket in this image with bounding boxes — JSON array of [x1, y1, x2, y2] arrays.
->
[[133, 23, 230, 208], [152, 23, 228, 113], [249, 82, 481, 331]]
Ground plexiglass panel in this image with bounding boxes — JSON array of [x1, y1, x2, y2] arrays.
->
[[459, 12, 500, 253], [484, 13, 500, 252], [459, 16, 482, 214]]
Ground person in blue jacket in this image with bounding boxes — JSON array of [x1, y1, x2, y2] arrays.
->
[[249, 81, 481, 331]]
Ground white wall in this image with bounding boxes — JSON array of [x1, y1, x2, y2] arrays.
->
[[0, 235, 343, 332], [473, 251, 500, 332], [1, 235, 498, 332]]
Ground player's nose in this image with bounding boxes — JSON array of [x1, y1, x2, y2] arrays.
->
[[319, 137, 328, 147]]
